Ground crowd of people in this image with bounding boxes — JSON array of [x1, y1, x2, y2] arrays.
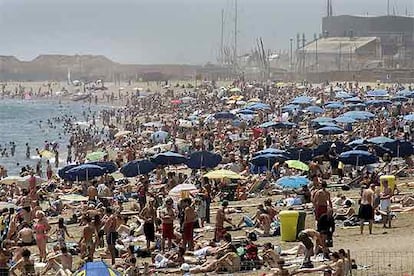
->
[[0, 79, 412, 275]]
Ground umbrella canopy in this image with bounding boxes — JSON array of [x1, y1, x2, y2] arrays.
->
[[276, 176, 309, 189], [366, 89, 389, 97], [214, 111, 236, 120], [353, 144, 392, 157], [114, 130, 132, 138], [341, 111, 375, 120], [305, 106, 324, 114], [334, 116, 357, 124], [86, 151, 107, 161], [253, 148, 289, 157], [74, 261, 120, 276], [325, 102, 344, 110], [39, 149, 54, 159], [120, 160, 157, 177], [365, 99, 392, 107], [312, 117, 334, 123], [88, 161, 118, 173], [65, 164, 105, 181], [285, 160, 309, 171], [58, 164, 78, 179], [287, 147, 314, 162], [151, 130, 169, 143], [229, 87, 242, 93], [238, 109, 256, 115], [344, 97, 363, 103], [203, 169, 243, 179], [169, 184, 198, 196], [0, 176, 25, 185], [291, 96, 313, 105], [397, 90, 414, 98], [250, 153, 287, 168], [347, 138, 365, 146], [247, 103, 271, 111], [186, 151, 222, 169], [390, 96, 408, 102], [338, 150, 379, 166], [259, 121, 296, 129], [316, 126, 344, 135], [383, 140, 414, 157], [60, 194, 89, 202], [143, 121, 163, 128], [150, 151, 188, 166], [366, 136, 395, 144], [335, 91, 352, 99], [281, 104, 300, 112], [403, 114, 414, 121]]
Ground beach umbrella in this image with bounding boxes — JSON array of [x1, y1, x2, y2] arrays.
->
[[383, 140, 414, 157], [313, 141, 350, 157], [73, 260, 120, 276], [238, 109, 256, 115], [259, 121, 278, 128], [390, 96, 408, 102], [60, 194, 89, 202], [168, 184, 198, 196], [186, 151, 222, 169], [366, 136, 395, 144], [250, 153, 287, 168], [347, 103, 367, 109], [335, 91, 352, 99], [203, 169, 243, 179], [366, 89, 389, 97], [365, 99, 392, 107], [313, 122, 339, 128], [397, 90, 414, 98], [58, 164, 78, 179], [325, 102, 344, 110], [353, 144, 392, 157], [247, 103, 271, 111], [312, 117, 334, 123], [344, 97, 363, 103], [287, 147, 314, 162], [338, 150, 379, 166], [150, 151, 187, 166], [285, 160, 309, 171], [253, 148, 289, 157], [0, 176, 25, 185], [88, 161, 118, 173], [120, 160, 157, 177], [316, 126, 344, 135], [341, 111, 375, 120], [403, 114, 414, 121], [276, 176, 309, 189], [229, 87, 242, 93], [151, 130, 169, 143], [65, 164, 105, 181], [273, 122, 297, 129], [347, 138, 365, 146], [281, 104, 300, 112], [114, 130, 132, 138], [214, 111, 236, 120], [143, 121, 163, 128], [305, 106, 324, 114], [291, 96, 313, 105], [86, 151, 107, 161], [334, 116, 357, 124], [39, 150, 54, 159]]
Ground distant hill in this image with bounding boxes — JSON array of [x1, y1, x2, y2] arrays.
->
[[0, 54, 199, 81]]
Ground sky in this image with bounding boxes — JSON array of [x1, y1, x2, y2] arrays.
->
[[0, 0, 412, 64]]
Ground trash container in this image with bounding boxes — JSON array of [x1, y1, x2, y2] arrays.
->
[[280, 210, 299, 242], [380, 175, 396, 193]]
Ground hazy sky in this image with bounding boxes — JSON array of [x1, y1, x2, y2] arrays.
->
[[0, 0, 412, 64]]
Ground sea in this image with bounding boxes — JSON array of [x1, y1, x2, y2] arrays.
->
[[0, 99, 103, 175]]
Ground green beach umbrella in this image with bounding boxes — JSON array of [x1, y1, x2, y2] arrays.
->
[[86, 151, 107, 161], [285, 160, 309, 172]]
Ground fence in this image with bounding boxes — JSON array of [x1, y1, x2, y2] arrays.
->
[[352, 251, 414, 276]]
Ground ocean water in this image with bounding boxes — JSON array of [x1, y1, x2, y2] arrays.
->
[[0, 99, 102, 175]]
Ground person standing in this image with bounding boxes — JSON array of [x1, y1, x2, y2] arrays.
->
[[380, 180, 393, 228], [214, 200, 236, 242], [79, 216, 98, 261], [182, 198, 196, 251], [139, 198, 156, 250], [313, 182, 332, 222], [359, 184, 374, 234], [160, 198, 176, 252], [103, 207, 118, 265]]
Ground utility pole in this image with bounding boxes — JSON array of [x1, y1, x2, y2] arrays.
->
[[220, 9, 224, 65], [234, 0, 238, 69]]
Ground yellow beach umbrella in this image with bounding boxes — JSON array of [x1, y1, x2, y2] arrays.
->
[[39, 150, 54, 159], [285, 160, 309, 171], [203, 169, 244, 179]]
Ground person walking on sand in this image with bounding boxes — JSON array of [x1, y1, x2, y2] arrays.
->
[[214, 200, 236, 242], [139, 197, 156, 250], [313, 181, 332, 222], [359, 184, 374, 234], [182, 198, 196, 251]]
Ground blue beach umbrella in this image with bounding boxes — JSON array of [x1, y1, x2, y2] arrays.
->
[[151, 130, 169, 143], [250, 153, 287, 168], [316, 126, 344, 135], [186, 151, 222, 169], [150, 151, 188, 165], [88, 161, 118, 173], [347, 138, 366, 146], [305, 106, 324, 114], [238, 109, 256, 115], [383, 140, 414, 157], [214, 111, 236, 120], [291, 96, 313, 105], [73, 260, 120, 276], [120, 160, 157, 177], [334, 116, 357, 124], [335, 91, 352, 99], [365, 99, 392, 107], [366, 136, 395, 144], [390, 96, 408, 102], [353, 144, 392, 157], [366, 89, 389, 97], [347, 103, 367, 109], [403, 114, 414, 121], [281, 104, 300, 112], [253, 148, 289, 157], [247, 103, 271, 111], [58, 164, 78, 179], [342, 111, 375, 120], [65, 164, 105, 181], [344, 97, 363, 103], [325, 102, 344, 110], [338, 150, 379, 166], [312, 117, 334, 123], [276, 176, 310, 189], [397, 90, 414, 98], [287, 147, 314, 162]]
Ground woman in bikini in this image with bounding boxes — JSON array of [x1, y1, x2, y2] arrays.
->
[[34, 211, 50, 262]]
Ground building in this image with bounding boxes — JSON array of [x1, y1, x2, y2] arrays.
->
[[322, 15, 414, 67], [298, 37, 382, 72]]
